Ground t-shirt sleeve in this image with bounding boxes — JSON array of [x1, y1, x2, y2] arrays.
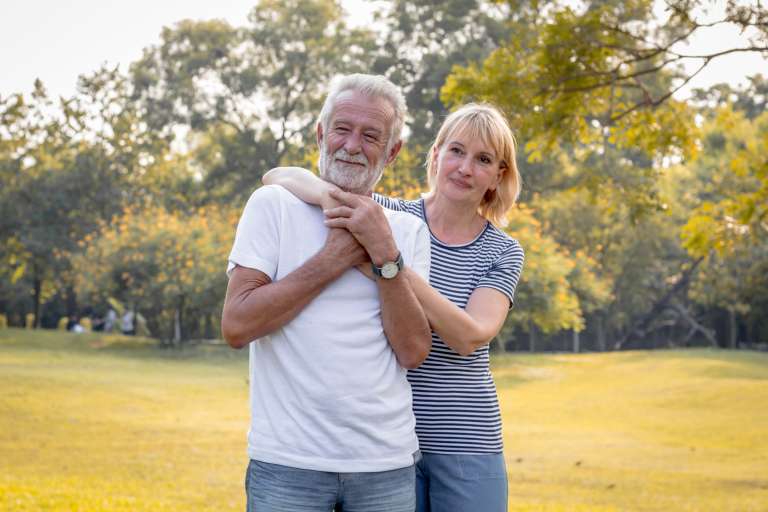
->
[[372, 193, 405, 212], [477, 240, 525, 308], [226, 185, 282, 279], [409, 221, 431, 282]]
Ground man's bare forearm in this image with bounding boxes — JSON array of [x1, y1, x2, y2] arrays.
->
[[378, 275, 431, 369], [222, 229, 366, 348]]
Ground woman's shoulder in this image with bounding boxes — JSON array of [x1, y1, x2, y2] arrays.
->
[[485, 223, 524, 252], [372, 194, 423, 216]]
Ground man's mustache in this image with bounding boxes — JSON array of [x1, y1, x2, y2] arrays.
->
[[332, 149, 368, 166]]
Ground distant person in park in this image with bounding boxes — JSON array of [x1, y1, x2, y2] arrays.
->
[[121, 310, 135, 336], [103, 308, 117, 333], [221, 74, 432, 511], [67, 315, 85, 333], [265, 102, 524, 512]]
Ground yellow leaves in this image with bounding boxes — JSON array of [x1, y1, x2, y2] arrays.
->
[[729, 155, 749, 177]]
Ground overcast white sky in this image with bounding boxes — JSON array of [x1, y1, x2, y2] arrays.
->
[[0, 0, 765, 101]]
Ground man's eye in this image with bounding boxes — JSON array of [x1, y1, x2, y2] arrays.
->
[[364, 134, 379, 142]]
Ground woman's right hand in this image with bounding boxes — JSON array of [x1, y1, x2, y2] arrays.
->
[[320, 185, 343, 211]]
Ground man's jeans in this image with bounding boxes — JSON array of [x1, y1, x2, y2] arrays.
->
[[245, 459, 416, 512]]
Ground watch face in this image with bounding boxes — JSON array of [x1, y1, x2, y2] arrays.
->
[[381, 262, 399, 279]]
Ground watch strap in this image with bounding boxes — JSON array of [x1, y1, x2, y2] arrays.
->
[[371, 252, 404, 279]]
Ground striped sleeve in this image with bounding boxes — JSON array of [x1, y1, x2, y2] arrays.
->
[[477, 240, 524, 307], [372, 193, 406, 212]]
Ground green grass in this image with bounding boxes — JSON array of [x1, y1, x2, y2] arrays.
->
[[1, 328, 767, 511]]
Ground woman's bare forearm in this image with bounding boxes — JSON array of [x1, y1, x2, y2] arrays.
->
[[404, 269, 509, 356], [263, 167, 336, 206]]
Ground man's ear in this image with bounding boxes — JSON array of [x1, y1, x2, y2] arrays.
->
[[316, 122, 324, 147], [385, 140, 403, 166]]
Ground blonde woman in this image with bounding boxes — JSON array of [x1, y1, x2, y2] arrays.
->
[[264, 103, 524, 512]]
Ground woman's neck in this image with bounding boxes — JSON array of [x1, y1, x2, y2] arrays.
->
[[424, 194, 486, 245]]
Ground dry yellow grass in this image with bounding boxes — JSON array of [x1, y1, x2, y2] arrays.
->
[[1, 328, 766, 511], [495, 351, 768, 511], [0, 329, 249, 511]]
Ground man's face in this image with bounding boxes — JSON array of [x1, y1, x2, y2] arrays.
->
[[318, 90, 396, 194]]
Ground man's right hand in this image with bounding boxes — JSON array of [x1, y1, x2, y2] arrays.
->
[[323, 228, 369, 269]]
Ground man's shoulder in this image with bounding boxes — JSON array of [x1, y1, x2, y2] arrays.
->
[[245, 185, 319, 216], [384, 207, 425, 233], [247, 184, 301, 204]]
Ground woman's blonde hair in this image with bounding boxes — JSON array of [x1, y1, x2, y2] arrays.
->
[[426, 103, 521, 226]]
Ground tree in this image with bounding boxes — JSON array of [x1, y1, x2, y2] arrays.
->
[[500, 205, 611, 350], [372, 0, 514, 148], [130, 0, 378, 204], [0, 66, 176, 327], [74, 205, 237, 343], [682, 103, 768, 345]]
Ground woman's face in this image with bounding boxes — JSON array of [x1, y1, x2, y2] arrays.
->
[[432, 132, 503, 208]]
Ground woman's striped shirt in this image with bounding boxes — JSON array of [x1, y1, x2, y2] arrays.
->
[[374, 195, 525, 454]]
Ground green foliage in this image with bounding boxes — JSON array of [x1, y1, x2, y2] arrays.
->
[[503, 205, 611, 335], [681, 105, 768, 340], [681, 106, 768, 258], [130, 0, 377, 204], [375, 144, 426, 199], [372, 0, 513, 148], [0, 69, 177, 327], [73, 205, 238, 341], [2, 0, 766, 348], [441, 0, 699, 214]]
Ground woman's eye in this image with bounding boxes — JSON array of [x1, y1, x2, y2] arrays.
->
[[450, 147, 463, 155]]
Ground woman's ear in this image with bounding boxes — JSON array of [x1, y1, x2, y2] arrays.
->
[[490, 165, 506, 191], [431, 145, 440, 175]]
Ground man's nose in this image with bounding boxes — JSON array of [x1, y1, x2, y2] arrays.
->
[[344, 132, 362, 154]]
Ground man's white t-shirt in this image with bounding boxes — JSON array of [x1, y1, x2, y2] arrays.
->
[[227, 185, 431, 472]]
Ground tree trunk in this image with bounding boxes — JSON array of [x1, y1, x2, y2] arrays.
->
[[615, 257, 704, 350], [32, 267, 42, 329], [728, 308, 737, 349], [173, 295, 185, 345], [671, 302, 718, 347], [528, 321, 536, 353], [596, 315, 606, 352], [65, 285, 78, 318], [205, 313, 214, 340], [573, 329, 580, 353]]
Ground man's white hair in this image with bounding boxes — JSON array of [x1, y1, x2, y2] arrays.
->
[[318, 74, 407, 149]]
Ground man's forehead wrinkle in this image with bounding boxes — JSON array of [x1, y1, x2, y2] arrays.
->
[[329, 91, 394, 132]]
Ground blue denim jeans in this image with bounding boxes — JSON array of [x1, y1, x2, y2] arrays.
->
[[245, 459, 416, 512], [415, 452, 508, 512]]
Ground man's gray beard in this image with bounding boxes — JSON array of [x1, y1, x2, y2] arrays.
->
[[319, 144, 385, 194]]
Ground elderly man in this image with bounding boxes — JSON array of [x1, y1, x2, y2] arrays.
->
[[221, 74, 431, 511]]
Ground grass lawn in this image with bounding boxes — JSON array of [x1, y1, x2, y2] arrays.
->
[[1, 328, 766, 511]]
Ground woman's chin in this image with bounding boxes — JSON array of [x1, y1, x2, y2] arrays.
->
[[438, 184, 482, 206]]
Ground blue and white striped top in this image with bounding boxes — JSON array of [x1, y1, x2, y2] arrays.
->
[[374, 195, 525, 454]]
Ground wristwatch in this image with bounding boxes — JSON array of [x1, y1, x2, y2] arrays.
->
[[371, 252, 404, 279]]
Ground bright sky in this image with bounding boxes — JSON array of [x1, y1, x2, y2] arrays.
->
[[0, 0, 765, 101]]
